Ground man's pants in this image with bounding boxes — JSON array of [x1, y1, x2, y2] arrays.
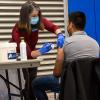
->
[[32, 75, 60, 100]]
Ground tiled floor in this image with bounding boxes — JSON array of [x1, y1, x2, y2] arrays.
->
[[48, 93, 59, 100], [48, 93, 55, 100]]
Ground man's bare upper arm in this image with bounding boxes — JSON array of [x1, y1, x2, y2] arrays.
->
[[53, 48, 64, 76]]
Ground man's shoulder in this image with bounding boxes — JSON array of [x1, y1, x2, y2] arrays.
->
[[65, 35, 79, 43], [65, 35, 99, 47]]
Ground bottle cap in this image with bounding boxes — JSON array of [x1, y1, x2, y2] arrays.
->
[[20, 37, 24, 42], [20, 37, 24, 40]]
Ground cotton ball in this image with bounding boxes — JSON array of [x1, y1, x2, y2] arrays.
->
[[51, 44, 55, 49]]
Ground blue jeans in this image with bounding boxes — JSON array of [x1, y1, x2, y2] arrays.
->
[[32, 75, 60, 100]]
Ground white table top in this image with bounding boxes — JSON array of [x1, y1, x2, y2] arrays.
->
[[0, 59, 42, 69]]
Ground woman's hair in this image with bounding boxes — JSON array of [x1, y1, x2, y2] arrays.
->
[[18, 0, 44, 34]]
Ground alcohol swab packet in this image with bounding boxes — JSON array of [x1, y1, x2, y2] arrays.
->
[[51, 44, 55, 49]]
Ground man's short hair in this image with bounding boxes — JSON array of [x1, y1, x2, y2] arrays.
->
[[69, 11, 86, 30]]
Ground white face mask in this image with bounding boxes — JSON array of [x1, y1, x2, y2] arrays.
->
[[30, 16, 39, 25]]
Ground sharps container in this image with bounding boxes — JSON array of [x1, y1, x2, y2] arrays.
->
[[0, 42, 17, 62]]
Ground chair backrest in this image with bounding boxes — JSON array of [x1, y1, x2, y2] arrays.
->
[[59, 58, 100, 100]]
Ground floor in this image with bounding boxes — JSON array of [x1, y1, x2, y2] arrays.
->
[[48, 93, 55, 100], [48, 93, 59, 100]]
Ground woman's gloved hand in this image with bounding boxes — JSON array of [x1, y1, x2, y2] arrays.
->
[[39, 43, 52, 55], [57, 33, 65, 48]]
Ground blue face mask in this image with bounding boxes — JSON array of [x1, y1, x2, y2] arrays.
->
[[30, 16, 39, 25]]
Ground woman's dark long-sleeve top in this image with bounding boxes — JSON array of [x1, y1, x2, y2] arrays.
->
[[10, 17, 59, 59]]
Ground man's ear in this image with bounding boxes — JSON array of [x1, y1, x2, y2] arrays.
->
[[70, 22, 73, 28], [71, 22, 76, 29]]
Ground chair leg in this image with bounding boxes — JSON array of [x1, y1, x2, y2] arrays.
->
[[54, 92, 56, 100], [54, 92, 59, 100]]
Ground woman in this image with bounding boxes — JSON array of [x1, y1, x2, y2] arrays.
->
[[10, 1, 63, 100]]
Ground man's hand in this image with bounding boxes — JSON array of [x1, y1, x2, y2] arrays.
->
[[57, 33, 65, 48], [39, 43, 52, 55]]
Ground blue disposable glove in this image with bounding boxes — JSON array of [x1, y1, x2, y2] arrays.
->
[[57, 33, 65, 48], [39, 43, 52, 55]]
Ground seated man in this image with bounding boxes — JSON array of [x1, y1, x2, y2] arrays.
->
[[32, 11, 99, 100]]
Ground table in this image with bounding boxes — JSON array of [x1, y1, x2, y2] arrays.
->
[[0, 59, 41, 100], [0, 59, 41, 69]]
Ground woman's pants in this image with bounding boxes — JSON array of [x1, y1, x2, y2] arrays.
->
[[22, 67, 37, 100]]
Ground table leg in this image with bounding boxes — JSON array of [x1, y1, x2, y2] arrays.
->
[[5, 69, 11, 100], [17, 69, 23, 100]]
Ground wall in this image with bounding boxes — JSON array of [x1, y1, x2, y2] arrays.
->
[[68, 0, 100, 44]]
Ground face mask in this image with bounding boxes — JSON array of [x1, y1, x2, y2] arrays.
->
[[30, 16, 39, 25]]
